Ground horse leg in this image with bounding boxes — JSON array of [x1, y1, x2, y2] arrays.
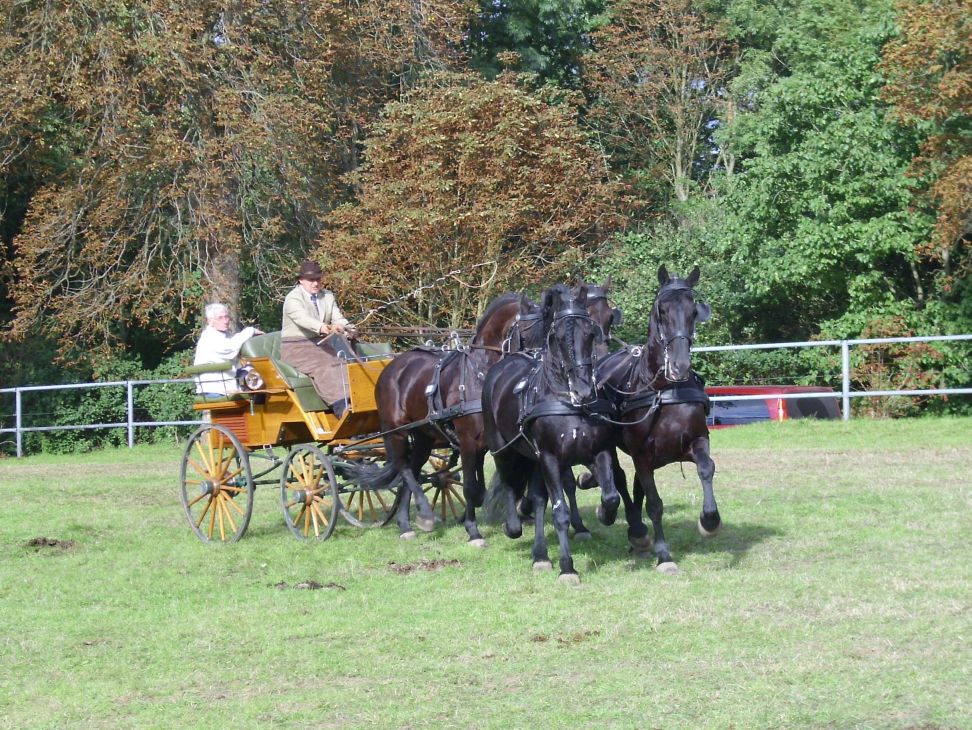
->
[[462, 447, 487, 547], [539, 454, 579, 584], [593, 449, 621, 526], [494, 453, 528, 539], [689, 436, 721, 536], [403, 437, 438, 534], [563, 471, 591, 541], [616, 460, 652, 558], [638, 470, 678, 574], [527, 467, 552, 571], [383, 432, 418, 539]]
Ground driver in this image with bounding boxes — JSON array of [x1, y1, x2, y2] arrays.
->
[[280, 259, 355, 415]]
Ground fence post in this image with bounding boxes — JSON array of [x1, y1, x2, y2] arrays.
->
[[841, 340, 851, 421], [15, 388, 23, 458], [127, 381, 135, 449]]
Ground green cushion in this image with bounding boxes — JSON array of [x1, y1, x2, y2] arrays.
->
[[193, 393, 247, 405], [355, 341, 394, 357], [184, 362, 233, 376]]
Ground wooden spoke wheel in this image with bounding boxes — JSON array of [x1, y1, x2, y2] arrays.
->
[[180, 424, 254, 543], [337, 457, 402, 528], [280, 444, 340, 541], [421, 449, 465, 523]]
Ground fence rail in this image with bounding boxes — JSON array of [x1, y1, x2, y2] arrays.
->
[[2, 334, 970, 458]]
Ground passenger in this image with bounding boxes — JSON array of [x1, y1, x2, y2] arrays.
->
[[280, 259, 355, 416], [193, 303, 262, 397]]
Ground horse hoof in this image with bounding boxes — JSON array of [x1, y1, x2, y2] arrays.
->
[[630, 535, 654, 559], [399, 531, 417, 541], [573, 531, 592, 541], [558, 572, 581, 586], [698, 515, 722, 537], [656, 561, 679, 575], [576, 473, 597, 490], [468, 538, 487, 549], [533, 560, 553, 572], [416, 516, 437, 533], [596, 505, 617, 526]]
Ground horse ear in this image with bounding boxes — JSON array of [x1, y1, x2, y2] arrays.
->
[[657, 265, 669, 286], [686, 266, 700, 287], [695, 301, 711, 323], [601, 275, 612, 292]]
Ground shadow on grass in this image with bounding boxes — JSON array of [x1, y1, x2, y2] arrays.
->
[[494, 503, 780, 574]]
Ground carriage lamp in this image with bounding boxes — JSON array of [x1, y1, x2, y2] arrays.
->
[[237, 365, 264, 391]]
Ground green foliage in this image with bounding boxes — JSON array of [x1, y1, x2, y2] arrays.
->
[[713, 0, 939, 342], [469, 0, 607, 86], [589, 199, 743, 347]]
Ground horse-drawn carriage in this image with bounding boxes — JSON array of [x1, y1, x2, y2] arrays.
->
[[180, 270, 721, 584], [179, 331, 463, 543]]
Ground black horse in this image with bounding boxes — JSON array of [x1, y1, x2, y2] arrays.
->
[[482, 283, 620, 584], [589, 265, 720, 573]]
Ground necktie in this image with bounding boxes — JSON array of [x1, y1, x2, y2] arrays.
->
[[311, 294, 319, 315]]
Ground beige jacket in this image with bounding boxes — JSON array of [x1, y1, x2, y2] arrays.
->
[[281, 285, 348, 341]]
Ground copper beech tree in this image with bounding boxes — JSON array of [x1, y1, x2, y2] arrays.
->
[[1, 0, 471, 356], [881, 0, 971, 285], [317, 72, 627, 331]]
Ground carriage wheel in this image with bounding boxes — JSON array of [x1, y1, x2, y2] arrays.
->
[[180, 424, 254, 543], [280, 444, 340, 541], [421, 449, 465, 523], [337, 458, 402, 528]]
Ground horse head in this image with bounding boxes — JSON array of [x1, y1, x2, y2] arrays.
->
[[649, 265, 711, 384], [543, 283, 602, 406], [583, 276, 623, 356]]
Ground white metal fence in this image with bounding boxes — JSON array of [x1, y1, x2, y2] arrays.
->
[[2, 334, 970, 458]]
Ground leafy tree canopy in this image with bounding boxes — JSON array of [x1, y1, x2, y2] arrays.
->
[[714, 0, 937, 341], [318, 72, 627, 330]]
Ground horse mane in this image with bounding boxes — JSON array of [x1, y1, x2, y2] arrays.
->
[[473, 292, 521, 340]]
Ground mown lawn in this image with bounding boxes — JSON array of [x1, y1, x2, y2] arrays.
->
[[1, 418, 969, 728]]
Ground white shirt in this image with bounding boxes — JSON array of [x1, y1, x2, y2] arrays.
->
[[193, 325, 257, 394]]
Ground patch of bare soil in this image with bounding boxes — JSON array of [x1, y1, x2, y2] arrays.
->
[[271, 580, 346, 591], [531, 629, 601, 645], [388, 557, 461, 574], [26, 537, 76, 551]]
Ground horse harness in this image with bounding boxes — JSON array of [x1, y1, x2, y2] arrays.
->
[[491, 305, 616, 457], [422, 346, 484, 449]]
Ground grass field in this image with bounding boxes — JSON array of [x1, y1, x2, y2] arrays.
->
[[1, 418, 970, 729]]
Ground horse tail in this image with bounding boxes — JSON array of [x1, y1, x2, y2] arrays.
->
[[334, 459, 403, 490]]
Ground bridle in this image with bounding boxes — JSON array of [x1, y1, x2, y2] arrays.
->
[[503, 311, 544, 353], [650, 280, 698, 385], [546, 305, 601, 405]]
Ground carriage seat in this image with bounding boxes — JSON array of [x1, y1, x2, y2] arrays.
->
[[240, 332, 328, 412]]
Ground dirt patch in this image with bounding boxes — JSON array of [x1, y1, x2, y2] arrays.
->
[[26, 537, 76, 551], [388, 557, 461, 574], [271, 580, 346, 591], [531, 629, 601, 646]]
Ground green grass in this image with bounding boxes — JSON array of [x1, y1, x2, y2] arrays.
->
[[1, 418, 970, 728]]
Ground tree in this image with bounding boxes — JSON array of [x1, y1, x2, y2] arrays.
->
[[468, 0, 606, 87], [880, 0, 972, 287], [586, 0, 734, 204], [713, 0, 935, 341], [1, 0, 473, 358], [318, 72, 626, 330]]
